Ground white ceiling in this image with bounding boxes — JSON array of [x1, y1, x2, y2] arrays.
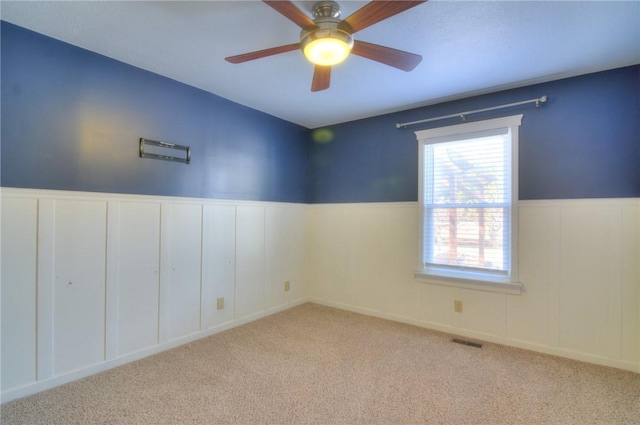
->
[[2, 1, 639, 129]]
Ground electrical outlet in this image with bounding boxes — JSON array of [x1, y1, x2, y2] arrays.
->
[[284, 281, 290, 292], [216, 297, 224, 310], [454, 300, 463, 313]]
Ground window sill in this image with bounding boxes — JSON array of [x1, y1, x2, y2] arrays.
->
[[414, 269, 524, 295]]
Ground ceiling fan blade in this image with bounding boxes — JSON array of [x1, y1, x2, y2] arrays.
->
[[351, 40, 422, 71], [263, 1, 318, 31], [311, 66, 331, 92], [339, 0, 427, 34], [225, 43, 300, 64]]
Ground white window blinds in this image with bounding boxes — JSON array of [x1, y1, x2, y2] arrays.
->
[[423, 128, 511, 274]]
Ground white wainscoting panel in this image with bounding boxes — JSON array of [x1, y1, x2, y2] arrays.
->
[[111, 201, 161, 357], [52, 200, 107, 375], [350, 205, 390, 313], [1, 188, 636, 401], [1, 198, 38, 390], [622, 205, 639, 364], [0, 188, 308, 401], [460, 290, 507, 337], [559, 206, 612, 358], [36, 199, 56, 381], [235, 205, 266, 320], [160, 203, 203, 342], [286, 207, 309, 303], [421, 284, 459, 328], [265, 207, 290, 310], [201, 204, 236, 329], [265, 206, 308, 310], [309, 199, 640, 372], [384, 206, 422, 322], [308, 206, 355, 306], [506, 205, 559, 347]]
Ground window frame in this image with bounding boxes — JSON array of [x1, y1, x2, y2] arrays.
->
[[414, 115, 524, 295]]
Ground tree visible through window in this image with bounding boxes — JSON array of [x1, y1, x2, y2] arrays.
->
[[416, 115, 522, 283]]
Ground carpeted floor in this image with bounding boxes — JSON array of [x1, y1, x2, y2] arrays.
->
[[2, 303, 640, 424]]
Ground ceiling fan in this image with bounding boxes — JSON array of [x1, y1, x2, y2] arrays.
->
[[225, 0, 427, 92]]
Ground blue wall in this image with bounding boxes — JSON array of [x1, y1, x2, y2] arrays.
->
[[309, 66, 640, 203], [1, 22, 309, 203], [2, 22, 638, 205]]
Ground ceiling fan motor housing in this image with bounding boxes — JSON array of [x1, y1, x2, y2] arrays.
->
[[312, 1, 342, 19]]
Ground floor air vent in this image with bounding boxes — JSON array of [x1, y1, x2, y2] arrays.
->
[[451, 338, 483, 348]]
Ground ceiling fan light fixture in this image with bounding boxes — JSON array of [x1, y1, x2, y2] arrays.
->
[[301, 28, 353, 66], [226, 0, 427, 92]]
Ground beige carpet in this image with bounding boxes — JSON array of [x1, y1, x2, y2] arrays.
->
[[2, 303, 640, 424]]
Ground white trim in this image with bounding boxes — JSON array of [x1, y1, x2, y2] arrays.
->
[[510, 118, 520, 283], [414, 271, 523, 295], [0, 187, 309, 210], [414, 114, 523, 140], [307, 201, 417, 209], [415, 114, 522, 289], [519, 197, 640, 208]]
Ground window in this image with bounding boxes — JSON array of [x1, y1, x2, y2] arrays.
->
[[414, 115, 523, 294]]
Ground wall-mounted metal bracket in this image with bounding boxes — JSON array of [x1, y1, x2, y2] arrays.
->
[[139, 138, 191, 164]]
